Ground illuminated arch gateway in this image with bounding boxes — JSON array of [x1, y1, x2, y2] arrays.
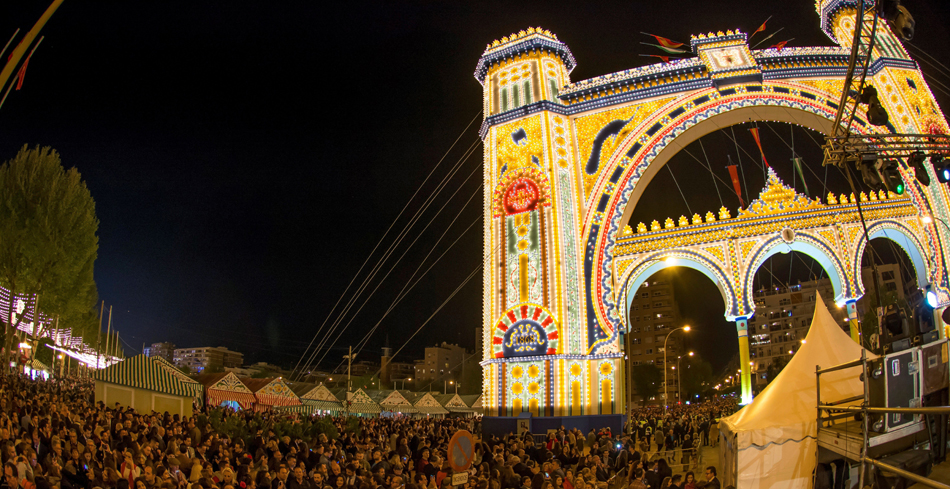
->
[[476, 0, 950, 424]]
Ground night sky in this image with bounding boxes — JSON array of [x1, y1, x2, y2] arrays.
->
[[1, 1, 949, 373]]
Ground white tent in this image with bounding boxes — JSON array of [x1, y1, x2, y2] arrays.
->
[[719, 295, 870, 489]]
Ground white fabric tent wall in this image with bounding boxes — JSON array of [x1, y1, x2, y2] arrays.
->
[[719, 295, 870, 488]]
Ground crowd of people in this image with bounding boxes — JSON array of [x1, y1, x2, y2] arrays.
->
[[0, 374, 738, 489]]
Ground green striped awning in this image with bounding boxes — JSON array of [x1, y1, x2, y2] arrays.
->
[[413, 404, 449, 415], [346, 402, 381, 414], [94, 355, 202, 399], [381, 403, 417, 414], [274, 404, 316, 414], [150, 357, 204, 405], [303, 399, 344, 412]]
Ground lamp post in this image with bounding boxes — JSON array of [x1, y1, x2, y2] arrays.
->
[[663, 325, 690, 410], [675, 351, 694, 404], [444, 380, 454, 394]]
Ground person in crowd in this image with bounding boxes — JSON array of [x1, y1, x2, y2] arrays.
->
[[0, 373, 738, 489]]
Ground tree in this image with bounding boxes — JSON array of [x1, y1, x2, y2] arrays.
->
[[766, 356, 787, 385], [0, 145, 99, 364], [679, 356, 714, 399], [631, 364, 662, 403]]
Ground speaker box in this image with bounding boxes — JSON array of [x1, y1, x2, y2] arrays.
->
[[868, 349, 920, 431], [921, 340, 949, 396]]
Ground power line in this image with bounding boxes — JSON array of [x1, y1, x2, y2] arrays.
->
[[305, 141, 483, 373], [291, 110, 482, 379], [345, 185, 484, 369]]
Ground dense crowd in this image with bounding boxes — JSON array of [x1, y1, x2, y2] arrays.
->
[[0, 375, 738, 489]]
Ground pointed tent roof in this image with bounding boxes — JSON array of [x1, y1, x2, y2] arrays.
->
[[721, 294, 872, 448], [436, 393, 478, 413], [367, 390, 417, 413], [195, 372, 256, 407], [240, 377, 301, 407], [287, 382, 344, 412], [95, 354, 203, 400], [405, 391, 449, 415], [331, 388, 381, 414], [460, 394, 482, 409]]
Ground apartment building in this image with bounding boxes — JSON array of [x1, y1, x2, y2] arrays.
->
[[173, 346, 244, 374], [143, 342, 175, 363], [625, 278, 683, 402]]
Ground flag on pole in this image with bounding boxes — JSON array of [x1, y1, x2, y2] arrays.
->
[[748, 127, 771, 169], [750, 16, 771, 39], [770, 40, 789, 50], [15, 51, 31, 90], [640, 42, 690, 54], [728, 165, 745, 207], [644, 54, 670, 63], [792, 157, 810, 195], [642, 33, 685, 49]]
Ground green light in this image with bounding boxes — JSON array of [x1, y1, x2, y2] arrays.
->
[[895, 183, 905, 194]]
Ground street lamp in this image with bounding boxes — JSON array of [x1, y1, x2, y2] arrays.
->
[[676, 351, 694, 404], [663, 325, 691, 410], [444, 380, 455, 394]]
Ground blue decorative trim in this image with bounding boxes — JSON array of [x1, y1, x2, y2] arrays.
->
[[479, 56, 920, 139], [479, 352, 624, 366], [475, 37, 576, 83]]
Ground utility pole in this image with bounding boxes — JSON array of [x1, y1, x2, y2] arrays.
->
[[347, 346, 353, 393], [96, 301, 103, 369], [29, 294, 40, 368], [105, 306, 112, 366]]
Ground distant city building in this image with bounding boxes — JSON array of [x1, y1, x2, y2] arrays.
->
[[415, 342, 466, 383], [748, 264, 903, 389], [143, 342, 175, 363], [380, 346, 415, 384], [625, 278, 682, 403], [174, 346, 244, 374]]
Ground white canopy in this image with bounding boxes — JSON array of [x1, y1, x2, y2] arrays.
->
[[719, 294, 870, 488]]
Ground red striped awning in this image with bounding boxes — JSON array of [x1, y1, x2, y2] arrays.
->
[[207, 389, 257, 408]]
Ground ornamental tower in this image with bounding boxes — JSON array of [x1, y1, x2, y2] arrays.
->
[[476, 28, 625, 423]]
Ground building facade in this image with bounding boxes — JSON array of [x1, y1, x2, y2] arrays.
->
[[415, 342, 467, 383], [173, 346, 244, 374], [143, 342, 175, 363], [625, 277, 682, 403]]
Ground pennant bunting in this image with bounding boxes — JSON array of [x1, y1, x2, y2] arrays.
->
[[748, 127, 771, 169], [640, 42, 690, 55], [728, 165, 745, 207]]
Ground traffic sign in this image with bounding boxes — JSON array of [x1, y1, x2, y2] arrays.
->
[[447, 430, 475, 472]]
